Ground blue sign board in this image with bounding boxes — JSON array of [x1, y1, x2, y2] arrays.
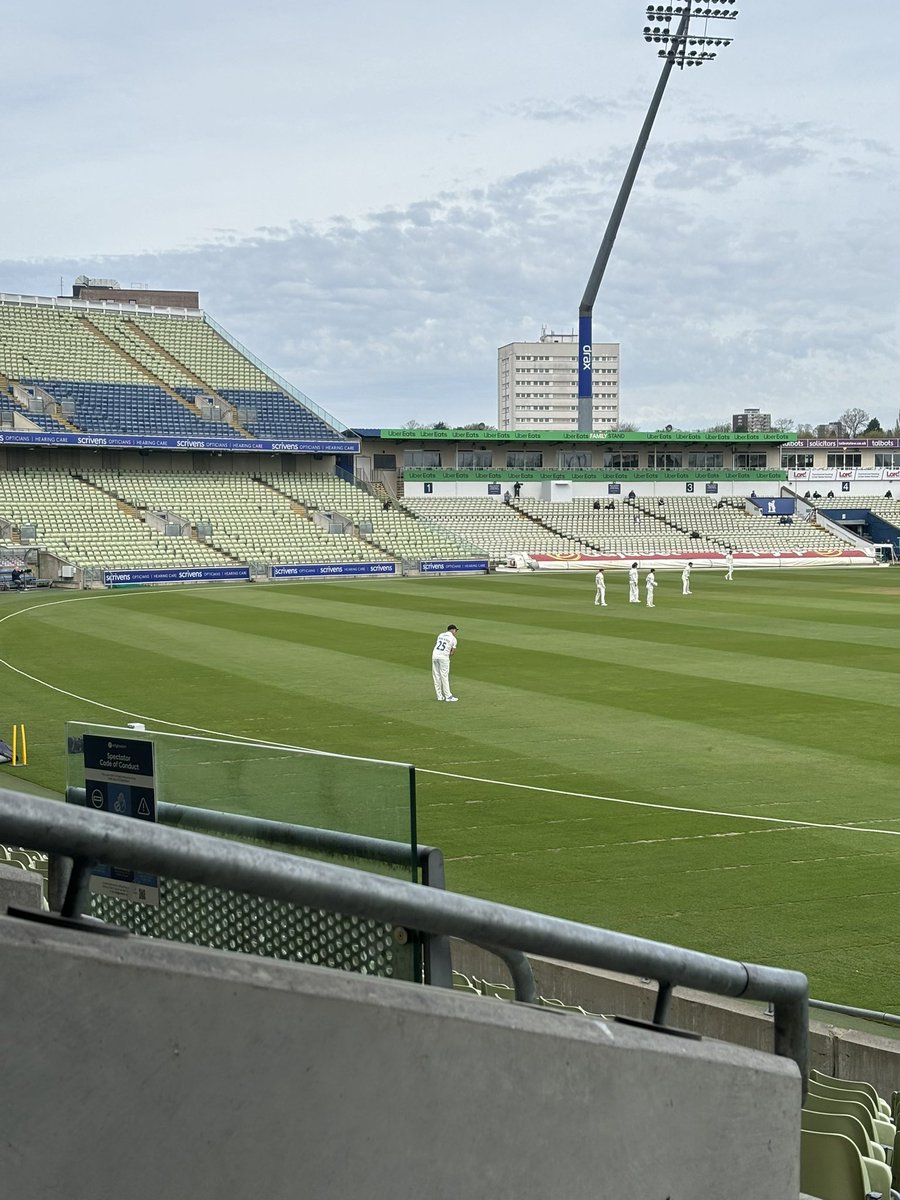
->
[[752, 497, 794, 515], [83, 733, 158, 905], [270, 562, 397, 579], [577, 313, 593, 404], [104, 566, 250, 587], [0, 430, 359, 455], [419, 560, 489, 574]]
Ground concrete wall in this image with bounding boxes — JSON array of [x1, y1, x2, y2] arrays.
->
[[0, 914, 800, 1200], [0, 862, 43, 910], [453, 943, 900, 1101]]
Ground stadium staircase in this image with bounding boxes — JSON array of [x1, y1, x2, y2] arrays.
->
[[625, 496, 723, 549], [79, 315, 226, 427], [123, 320, 255, 438]]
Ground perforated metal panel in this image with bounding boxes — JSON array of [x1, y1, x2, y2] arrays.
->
[[90, 878, 413, 978]]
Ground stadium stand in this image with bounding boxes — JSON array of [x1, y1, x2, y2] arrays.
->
[[266, 473, 479, 562], [0, 298, 348, 442], [510, 494, 846, 556], [0, 470, 229, 573], [401, 496, 581, 559], [86, 470, 395, 567]]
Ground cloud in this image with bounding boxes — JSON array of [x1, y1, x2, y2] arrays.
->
[[2, 112, 898, 431]]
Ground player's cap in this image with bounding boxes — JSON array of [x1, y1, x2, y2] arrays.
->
[[447, 624, 458, 631]]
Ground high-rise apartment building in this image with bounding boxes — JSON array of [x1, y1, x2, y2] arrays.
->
[[498, 330, 620, 432], [732, 408, 772, 433]]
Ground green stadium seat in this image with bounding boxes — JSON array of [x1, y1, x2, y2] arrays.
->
[[800, 1128, 882, 1200]]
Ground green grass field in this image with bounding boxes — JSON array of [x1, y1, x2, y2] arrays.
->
[[2, 567, 899, 1009]]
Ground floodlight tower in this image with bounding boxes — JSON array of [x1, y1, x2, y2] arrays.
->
[[576, 1, 738, 431]]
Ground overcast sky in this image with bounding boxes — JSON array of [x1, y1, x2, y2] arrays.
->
[[2, 1, 897, 432]]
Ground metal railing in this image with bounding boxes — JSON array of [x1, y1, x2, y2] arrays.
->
[[203, 315, 349, 437], [62, 787, 451, 987], [0, 788, 809, 1091]]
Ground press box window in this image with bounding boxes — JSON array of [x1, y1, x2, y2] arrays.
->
[[457, 451, 493, 469], [403, 451, 442, 468], [506, 452, 543, 469], [558, 451, 593, 470]]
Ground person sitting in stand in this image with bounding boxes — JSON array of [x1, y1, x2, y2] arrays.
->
[[592, 499, 601, 511], [826, 491, 835, 499], [812, 491, 822, 501], [605, 500, 615, 510], [885, 490, 893, 499], [627, 490, 637, 500]]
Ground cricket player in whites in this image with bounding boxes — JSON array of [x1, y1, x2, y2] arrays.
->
[[724, 549, 735, 581], [594, 569, 607, 606], [682, 561, 692, 595], [645, 569, 657, 608], [628, 563, 639, 603], [432, 624, 459, 701]]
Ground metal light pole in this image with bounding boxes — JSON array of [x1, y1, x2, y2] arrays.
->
[[577, 1, 737, 431]]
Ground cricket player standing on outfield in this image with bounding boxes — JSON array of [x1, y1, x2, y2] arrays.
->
[[432, 625, 459, 702], [628, 563, 639, 604], [594, 569, 607, 607]]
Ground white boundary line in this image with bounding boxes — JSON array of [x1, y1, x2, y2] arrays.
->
[[2, 588, 900, 842]]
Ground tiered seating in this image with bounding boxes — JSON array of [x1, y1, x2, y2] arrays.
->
[[266, 474, 477, 561], [0, 305, 147, 383], [515, 497, 702, 555], [131, 314, 277, 392], [654, 496, 844, 553], [0, 301, 346, 442], [131, 315, 341, 439], [801, 1069, 898, 1200], [400, 497, 579, 558], [219, 389, 337, 440], [88, 471, 394, 567], [0, 470, 229, 571], [32, 380, 243, 438]]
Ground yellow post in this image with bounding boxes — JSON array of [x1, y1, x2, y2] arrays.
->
[[11, 724, 26, 767]]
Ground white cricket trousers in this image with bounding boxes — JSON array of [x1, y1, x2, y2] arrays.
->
[[432, 654, 452, 699]]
